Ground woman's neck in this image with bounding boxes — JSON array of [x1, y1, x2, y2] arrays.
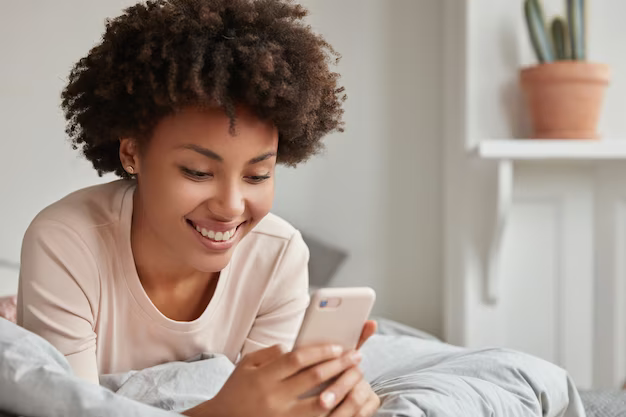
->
[[130, 191, 219, 321], [130, 190, 217, 290]]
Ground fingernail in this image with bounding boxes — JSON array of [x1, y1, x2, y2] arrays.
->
[[331, 345, 343, 355], [350, 350, 362, 362], [321, 392, 336, 408]]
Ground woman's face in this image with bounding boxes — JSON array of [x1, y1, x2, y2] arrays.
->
[[128, 106, 278, 273]]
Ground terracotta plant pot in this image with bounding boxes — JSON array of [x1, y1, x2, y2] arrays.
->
[[520, 61, 610, 139]]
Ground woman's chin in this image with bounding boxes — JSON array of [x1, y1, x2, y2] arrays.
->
[[189, 252, 234, 274]]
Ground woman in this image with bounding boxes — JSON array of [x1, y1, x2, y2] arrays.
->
[[16, 0, 379, 416]]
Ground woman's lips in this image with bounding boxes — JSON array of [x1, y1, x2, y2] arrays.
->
[[186, 219, 246, 250]]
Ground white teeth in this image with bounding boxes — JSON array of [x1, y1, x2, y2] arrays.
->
[[193, 222, 238, 242]]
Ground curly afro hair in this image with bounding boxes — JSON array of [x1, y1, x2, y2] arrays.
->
[[61, 0, 346, 178]]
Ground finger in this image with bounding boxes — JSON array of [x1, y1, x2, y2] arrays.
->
[[354, 394, 381, 417], [326, 379, 372, 417], [240, 344, 287, 367], [356, 320, 377, 350], [291, 394, 333, 417], [317, 367, 364, 413], [264, 343, 345, 380], [284, 350, 363, 398]]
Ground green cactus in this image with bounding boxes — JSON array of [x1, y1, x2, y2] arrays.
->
[[567, 0, 586, 60], [524, 0, 554, 63], [551, 17, 570, 60], [524, 0, 587, 63]]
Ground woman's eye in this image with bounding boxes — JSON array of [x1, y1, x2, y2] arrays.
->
[[181, 167, 213, 180], [246, 175, 271, 184]]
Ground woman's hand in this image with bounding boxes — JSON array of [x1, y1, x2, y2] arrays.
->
[[321, 374, 380, 417], [318, 320, 380, 417], [356, 320, 377, 349], [183, 343, 362, 417], [184, 320, 380, 417]]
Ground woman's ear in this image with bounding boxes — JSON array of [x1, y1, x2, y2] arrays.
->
[[119, 138, 140, 175]]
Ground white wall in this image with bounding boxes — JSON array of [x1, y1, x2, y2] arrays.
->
[[275, 0, 444, 336], [0, 1, 132, 295], [0, 0, 445, 337], [444, 0, 626, 388]]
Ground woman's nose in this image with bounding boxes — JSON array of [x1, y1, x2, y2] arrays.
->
[[207, 181, 245, 220]]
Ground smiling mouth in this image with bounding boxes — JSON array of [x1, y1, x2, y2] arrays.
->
[[186, 219, 245, 243]]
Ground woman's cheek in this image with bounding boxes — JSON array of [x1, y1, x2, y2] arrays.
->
[[176, 177, 214, 206], [247, 181, 275, 218]]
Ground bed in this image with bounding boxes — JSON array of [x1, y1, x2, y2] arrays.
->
[[0, 314, 587, 417], [2, 239, 626, 416]]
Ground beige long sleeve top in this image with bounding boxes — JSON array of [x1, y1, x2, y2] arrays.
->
[[17, 180, 310, 384]]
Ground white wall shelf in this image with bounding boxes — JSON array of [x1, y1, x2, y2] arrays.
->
[[474, 139, 626, 307], [477, 139, 626, 161]]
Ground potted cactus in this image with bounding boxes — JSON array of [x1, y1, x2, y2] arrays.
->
[[521, 0, 610, 139]]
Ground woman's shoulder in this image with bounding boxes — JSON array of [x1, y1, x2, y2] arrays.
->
[[249, 213, 301, 242], [237, 213, 308, 261], [29, 180, 134, 232], [235, 214, 309, 297]]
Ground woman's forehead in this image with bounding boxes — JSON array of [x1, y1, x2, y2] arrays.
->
[[149, 106, 279, 156]]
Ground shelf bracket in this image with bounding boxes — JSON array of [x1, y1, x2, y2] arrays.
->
[[485, 159, 514, 304]]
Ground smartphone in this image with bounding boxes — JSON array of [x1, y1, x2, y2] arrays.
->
[[293, 287, 376, 398], [294, 287, 376, 351]]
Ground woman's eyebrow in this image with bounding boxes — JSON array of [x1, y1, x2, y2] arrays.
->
[[179, 144, 223, 161], [247, 152, 277, 165], [178, 144, 276, 164]]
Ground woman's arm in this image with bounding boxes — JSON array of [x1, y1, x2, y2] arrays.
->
[[18, 218, 100, 384]]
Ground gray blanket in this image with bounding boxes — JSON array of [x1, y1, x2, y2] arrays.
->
[[0, 317, 586, 416], [580, 391, 626, 417]]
